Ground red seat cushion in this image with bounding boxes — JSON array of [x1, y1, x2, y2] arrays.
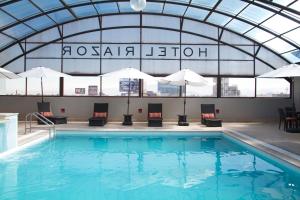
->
[[41, 112, 53, 117], [201, 113, 215, 119], [94, 112, 107, 118], [149, 112, 162, 118]]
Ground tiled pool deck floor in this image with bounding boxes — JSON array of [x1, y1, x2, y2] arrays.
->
[[17, 121, 300, 168]]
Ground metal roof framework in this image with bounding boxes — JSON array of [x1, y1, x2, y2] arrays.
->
[[0, 0, 299, 66]]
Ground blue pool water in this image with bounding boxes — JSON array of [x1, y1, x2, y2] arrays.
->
[[0, 131, 299, 200]]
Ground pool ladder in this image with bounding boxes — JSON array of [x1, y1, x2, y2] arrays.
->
[[25, 112, 56, 138]]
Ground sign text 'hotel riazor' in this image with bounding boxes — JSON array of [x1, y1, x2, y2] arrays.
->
[[61, 44, 215, 59]]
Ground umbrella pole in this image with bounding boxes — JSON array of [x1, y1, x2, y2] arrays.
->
[[292, 77, 295, 109], [41, 77, 44, 102], [184, 82, 186, 116], [127, 78, 131, 115]]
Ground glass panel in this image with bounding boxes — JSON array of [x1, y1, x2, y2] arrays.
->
[[142, 2, 163, 13], [283, 27, 300, 45], [102, 77, 139, 96], [274, 0, 295, 6], [143, 77, 180, 97], [257, 78, 290, 97], [102, 60, 139, 74], [239, 4, 274, 24], [2, 0, 41, 20], [186, 77, 217, 97], [221, 78, 255, 97], [0, 33, 15, 49], [25, 16, 55, 31], [207, 13, 232, 26], [290, 1, 300, 10], [216, 0, 248, 15], [220, 45, 252, 60], [118, 2, 135, 12], [72, 5, 98, 17], [142, 60, 180, 74], [0, 10, 16, 28], [225, 19, 253, 34], [163, 4, 187, 16], [48, 10, 75, 24], [102, 15, 140, 28], [64, 76, 100, 96], [256, 47, 289, 69], [63, 59, 100, 74], [26, 59, 61, 72], [31, 0, 63, 11], [182, 61, 218, 75], [94, 2, 119, 14], [102, 28, 139, 42], [6, 58, 23, 73], [282, 50, 300, 63], [262, 14, 299, 34], [63, 18, 99, 37], [184, 7, 209, 20], [27, 77, 60, 96], [171, 0, 190, 3], [142, 28, 180, 43], [191, 0, 219, 8], [183, 20, 218, 39], [3, 24, 34, 39], [143, 15, 180, 29], [0, 44, 23, 66], [264, 37, 296, 54], [63, 0, 90, 5], [27, 27, 61, 42], [255, 60, 273, 76], [0, 78, 25, 95], [220, 61, 254, 75], [245, 28, 275, 43]]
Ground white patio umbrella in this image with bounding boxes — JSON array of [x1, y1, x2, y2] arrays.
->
[[161, 69, 210, 115], [19, 67, 71, 102], [100, 67, 155, 115], [0, 68, 20, 79], [257, 63, 300, 108]]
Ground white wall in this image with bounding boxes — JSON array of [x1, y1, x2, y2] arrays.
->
[[0, 96, 292, 122]]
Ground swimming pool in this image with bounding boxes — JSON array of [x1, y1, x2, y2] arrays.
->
[[0, 131, 299, 200]]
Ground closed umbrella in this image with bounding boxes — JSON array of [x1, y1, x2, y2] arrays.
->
[[0, 68, 20, 79], [101, 67, 155, 116], [19, 67, 71, 102], [161, 69, 210, 116], [257, 63, 300, 108]]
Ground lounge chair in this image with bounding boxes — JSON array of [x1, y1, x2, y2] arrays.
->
[[89, 103, 108, 126], [148, 103, 163, 127], [201, 104, 222, 127], [278, 108, 297, 131], [37, 102, 67, 124]]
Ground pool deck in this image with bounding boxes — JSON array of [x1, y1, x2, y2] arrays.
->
[[17, 121, 300, 168]]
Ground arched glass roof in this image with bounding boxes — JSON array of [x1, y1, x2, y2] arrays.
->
[[0, 0, 299, 63]]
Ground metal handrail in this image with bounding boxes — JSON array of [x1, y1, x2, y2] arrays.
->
[[25, 112, 56, 138]]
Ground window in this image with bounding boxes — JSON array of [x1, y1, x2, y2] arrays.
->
[[257, 78, 290, 97], [0, 79, 25, 95], [143, 77, 180, 97], [27, 77, 59, 95], [186, 77, 217, 97], [102, 77, 139, 96], [221, 78, 255, 97], [64, 76, 100, 96]]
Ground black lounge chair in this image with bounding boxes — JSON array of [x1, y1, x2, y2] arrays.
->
[[278, 108, 298, 131], [201, 104, 222, 127], [148, 103, 163, 127], [89, 103, 108, 126], [37, 102, 67, 124]]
